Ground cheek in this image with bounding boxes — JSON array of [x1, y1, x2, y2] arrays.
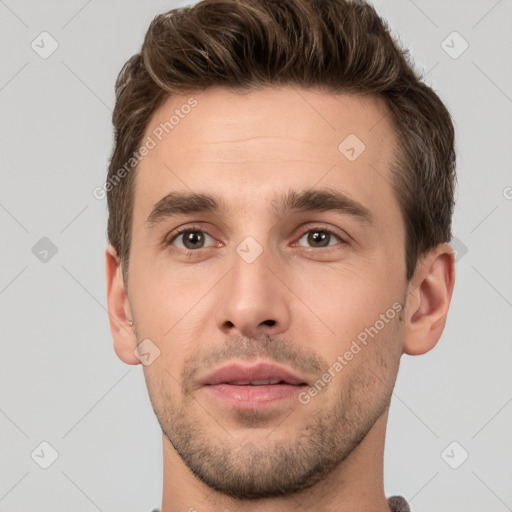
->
[[286, 263, 404, 389], [129, 257, 220, 377], [290, 261, 400, 343], [129, 246, 212, 329]]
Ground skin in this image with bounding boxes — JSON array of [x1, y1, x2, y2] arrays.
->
[[106, 87, 455, 512]]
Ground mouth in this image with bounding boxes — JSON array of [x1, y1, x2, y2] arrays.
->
[[199, 361, 309, 410], [200, 361, 309, 386]]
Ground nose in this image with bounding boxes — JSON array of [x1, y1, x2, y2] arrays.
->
[[215, 245, 291, 339]]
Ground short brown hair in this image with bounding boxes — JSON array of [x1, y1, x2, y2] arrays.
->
[[107, 0, 456, 286]]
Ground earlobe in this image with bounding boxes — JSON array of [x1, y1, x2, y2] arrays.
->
[[403, 243, 456, 356], [105, 244, 140, 365]]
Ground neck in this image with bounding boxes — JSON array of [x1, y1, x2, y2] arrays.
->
[[160, 409, 392, 512]]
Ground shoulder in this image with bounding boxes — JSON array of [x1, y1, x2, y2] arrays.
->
[[388, 495, 411, 512]]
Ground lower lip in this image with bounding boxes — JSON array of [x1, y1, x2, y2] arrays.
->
[[204, 383, 304, 409]]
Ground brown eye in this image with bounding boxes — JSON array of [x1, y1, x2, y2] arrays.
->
[[297, 229, 342, 248], [172, 230, 215, 250]]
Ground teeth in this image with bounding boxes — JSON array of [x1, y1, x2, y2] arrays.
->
[[226, 379, 285, 385], [248, 379, 282, 385]]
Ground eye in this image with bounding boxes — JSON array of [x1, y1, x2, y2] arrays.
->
[[296, 228, 343, 248], [170, 228, 216, 250]]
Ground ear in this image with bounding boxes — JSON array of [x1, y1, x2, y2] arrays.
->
[[403, 243, 456, 356], [105, 244, 140, 365]]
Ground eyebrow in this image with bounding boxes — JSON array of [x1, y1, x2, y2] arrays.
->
[[146, 188, 374, 227]]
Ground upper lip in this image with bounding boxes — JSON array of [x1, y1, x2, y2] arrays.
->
[[199, 362, 309, 386]]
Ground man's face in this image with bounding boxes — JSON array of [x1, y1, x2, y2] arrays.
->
[[127, 87, 408, 498]]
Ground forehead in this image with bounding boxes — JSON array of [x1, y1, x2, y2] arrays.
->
[[132, 87, 400, 229], [146, 87, 394, 156]]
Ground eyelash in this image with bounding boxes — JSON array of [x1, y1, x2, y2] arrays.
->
[[167, 225, 346, 251]]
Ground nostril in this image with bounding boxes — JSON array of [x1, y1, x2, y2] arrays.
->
[[261, 319, 276, 326]]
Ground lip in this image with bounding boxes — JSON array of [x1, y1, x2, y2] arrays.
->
[[200, 361, 309, 410], [199, 362, 309, 386]]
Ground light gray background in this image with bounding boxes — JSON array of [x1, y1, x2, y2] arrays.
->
[[1, 0, 511, 511]]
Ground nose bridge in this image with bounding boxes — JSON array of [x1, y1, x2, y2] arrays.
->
[[229, 238, 276, 305], [215, 236, 291, 337]]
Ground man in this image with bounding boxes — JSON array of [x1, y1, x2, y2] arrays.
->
[[105, 0, 456, 510]]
